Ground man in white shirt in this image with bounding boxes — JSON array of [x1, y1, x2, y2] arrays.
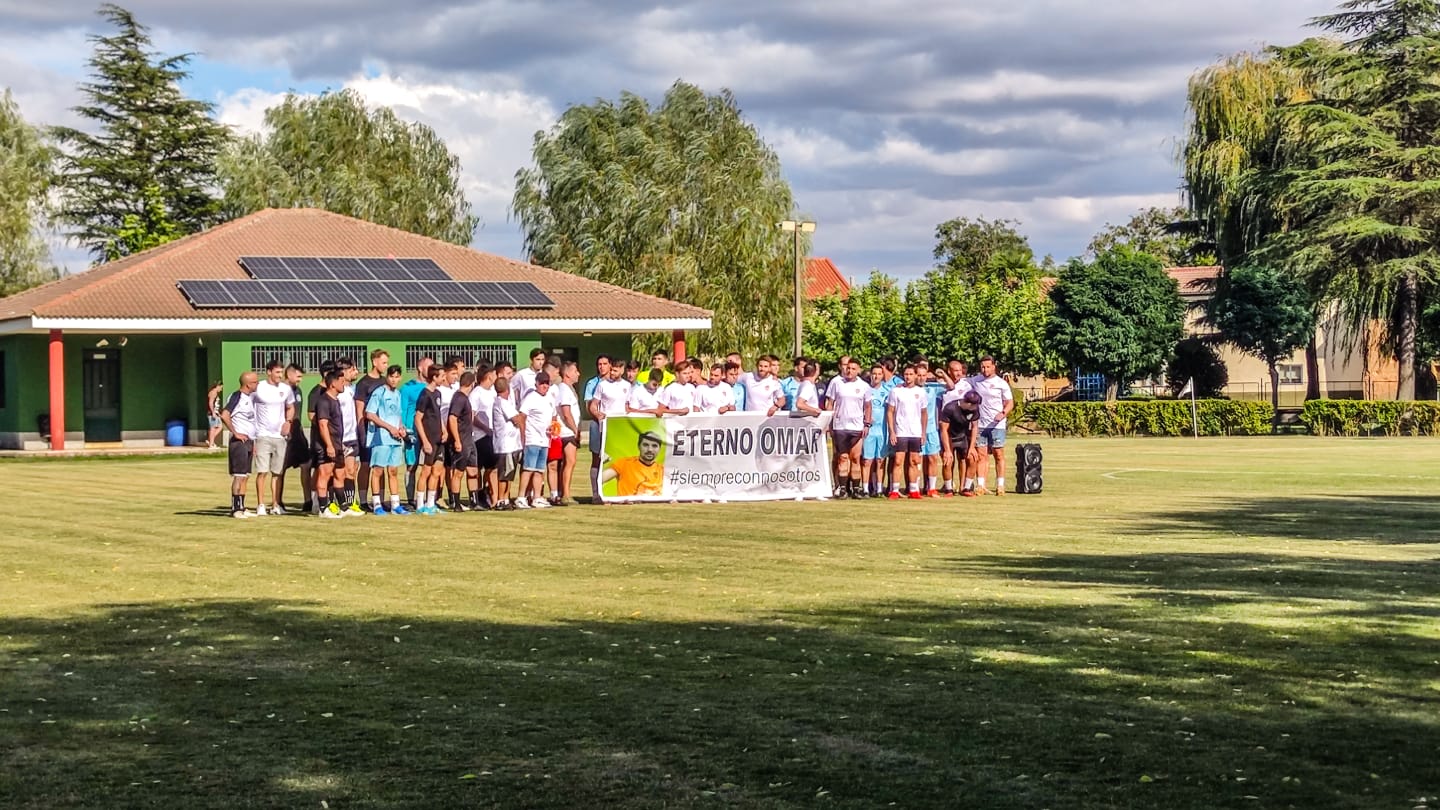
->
[[941, 358, 976, 493], [220, 371, 259, 519], [250, 359, 296, 516], [547, 361, 582, 506], [589, 361, 631, 502], [660, 364, 696, 415], [971, 355, 1015, 496], [512, 348, 547, 404], [517, 371, 557, 509], [469, 365, 499, 509], [694, 363, 737, 414], [491, 376, 523, 509], [627, 369, 668, 416], [743, 354, 786, 415], [886, 364, 929, 500], [793, 360, 822, 415], [335, 358, 361, 515], [822, 354, 853, 409], [826, 358, 869, 499]]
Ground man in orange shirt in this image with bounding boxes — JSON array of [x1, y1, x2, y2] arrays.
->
[[601, 431, 666, 497]]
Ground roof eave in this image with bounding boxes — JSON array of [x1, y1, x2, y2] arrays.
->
[[26, 316, 712, 334]]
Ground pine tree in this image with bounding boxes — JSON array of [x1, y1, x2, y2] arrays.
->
[[52, 4, 229, 261]]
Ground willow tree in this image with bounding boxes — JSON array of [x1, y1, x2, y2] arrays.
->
[[0, 90, 56, 295], [219, 89, 477, 245], [512, 82, 798, 357]]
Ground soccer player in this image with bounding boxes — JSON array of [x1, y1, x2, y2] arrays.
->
[[695, 363, 736, 414], [311, 369, 347, 519], [725, 352, 748, 411], [513, 348, 547, 404], [491, 376, 523, 509], [660, 364, 695, 415], [939, 390, 981, 498], [306, 359, 337, 514], [365, 364, 409, 515], [886, 364, 929, 500], [413, 365, 448, 514], [250, 359, 295, 516], [793, 360, 822, 415], [279, 363, 310, 513], [861, 362, 891, 498], [917, 358, 948, 497], [780, 357, 805, 411], [826, 358, 868, 498], [940, 358, 976, 493], [353, 349, 389, 510], [823, 355, 854, 409], [446, 371, 478, 512], [623, 360, 641, 386], [517, 371, 557, 509], [743, 355, 786, 415], [589, 359, 631, 502], [649, 350, 675, 388], [548, 361, 582, 506], [220, 371, 259, 518], [399, 357, 432, 507], [335, 357, 362, 515], [971, 356, 1015, 496], [470, 364, 498, 510], [627, 369, 668, 416]]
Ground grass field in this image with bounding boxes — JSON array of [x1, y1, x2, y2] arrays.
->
[[1, 437, 1437, 809]]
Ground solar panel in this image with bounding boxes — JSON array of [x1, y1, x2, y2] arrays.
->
[[422, 282, 470, 306], [177, 280, 235, 307], [321, 258, 371, 281], [349, 282, 401, 306], [219, 280, 277, 306], [239, 256, 294, 279], [390, 281, 440, 306], [259, 280, 320, 306], [309, 283, 361, 306], [458, 282, 515, 307], [398, 258, 449, 281], [498, 282, 555, 308], [285, 257, 334, 280], [359, 258, 412, 281]]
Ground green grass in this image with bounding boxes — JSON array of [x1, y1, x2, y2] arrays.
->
[[1, 437, 1437, 809]]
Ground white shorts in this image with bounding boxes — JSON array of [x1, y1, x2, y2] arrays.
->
[[252, 436, 287, 475]]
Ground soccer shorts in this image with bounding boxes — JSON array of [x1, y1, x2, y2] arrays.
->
[[977, 427, 1007, 450], [311, 441, 337, 467], [832, 430, 862, 455], [922, 429, 942, 457], [251, 436, 287, 475], [522, 444, 548, 472], [369, 443, 403, 469], [418, 444, 442, 466], [357, 439, 373, 465], [894, 436, 923, 455], [476, 435, 497, 470], [862, 431, 890, 461], [446, 443, 478, 470], [228, 438, 253, 476], [342, 441, 359, 462]]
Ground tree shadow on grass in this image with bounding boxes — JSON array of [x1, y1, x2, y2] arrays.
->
[[1, 595, 1436, 810], [1128, 495, 1440, 544]]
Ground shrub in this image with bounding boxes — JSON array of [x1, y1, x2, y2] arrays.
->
[[1300, 400, 1440, 436], [1024, 400, 1273, 436]]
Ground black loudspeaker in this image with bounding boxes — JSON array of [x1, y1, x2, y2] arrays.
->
[[1015, 443, 1043, 494]]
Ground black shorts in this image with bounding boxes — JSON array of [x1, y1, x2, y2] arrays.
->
[[894, 436, 923, 455], [343, 441, 359, 462], [948, 428, 975, 452], [358, 440, 373, 465], [419, 445, 443, 466], [832, 430, 862, 454], [476, 436, 497, 470], [446, 443, 478, 470], [311, 442, 338, 467], [285, 424, 309, 468], [228, 438, 253, 476]]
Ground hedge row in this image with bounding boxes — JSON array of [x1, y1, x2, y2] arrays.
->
[[1024, 400, 1273, 437], [1301, 400, 1440, 436]]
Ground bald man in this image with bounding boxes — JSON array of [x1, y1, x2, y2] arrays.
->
[[220, 371, 260, 518]]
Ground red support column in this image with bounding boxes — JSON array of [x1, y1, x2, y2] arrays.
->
[[671, 329, 686, 363], [48, 329, 65, 450]]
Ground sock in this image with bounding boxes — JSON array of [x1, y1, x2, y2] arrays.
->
[[231, 494, 243, 512], [927, 475, 937, 490], [908, 482, 919, 493], [997, 477, 1005, 489], [428, 491, 438, 507], [372, 495, 382, 508], [890, 482, 899, 493], [449, 493, 460, 509], [965, 477, 975, 491], [390, 494, 400, 509], [344, 484, 355, 507], [977, 477, 986, 489]]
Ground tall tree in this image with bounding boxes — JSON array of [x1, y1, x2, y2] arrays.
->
[[219, 89, 477, 245], [1087, 205, 1211, 266], [52, 4, 229, 260], [1208, 264, 1316, 420], [1048, 247, 1186, 401], [0, 89, 57, 296], [932, 217, 1033, 283], [512, 82, 798, 357], [1266, 0, 1440, 400]]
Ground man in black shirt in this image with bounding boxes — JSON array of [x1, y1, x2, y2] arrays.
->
[[938, 390, 981, 497], [446, 371, 478, 511], [311, 369, 348, 518], [353, 349, 389, 510], [280, 363, 311, 512], [305, 360, 337, 514], [413, 365, 448, 515]]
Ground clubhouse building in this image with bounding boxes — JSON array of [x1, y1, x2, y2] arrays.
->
[[0, 208, 710, 450]]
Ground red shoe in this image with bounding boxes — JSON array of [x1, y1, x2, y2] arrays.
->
[[961, 489, 978, 498], [907, 491, 924, 500], [925, 489, 940, 498], [941, 489, 955, 498], [887, 491, 901, 500]]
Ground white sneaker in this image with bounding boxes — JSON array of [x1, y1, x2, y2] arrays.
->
[[533, 498, 551, 509], [255, 504, 268, 517], [232, 510, 253, 519], [514, 497, 531, 509], [271, 504, 286, 516], [318, 509, 342, 519]]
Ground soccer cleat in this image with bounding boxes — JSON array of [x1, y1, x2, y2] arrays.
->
[[973, 486, 990, 497], [833, 487, 848, 500], [908, 491, 924, 500], [887, 491, 901, 500], [347, 502, 364, 516], [318, 509, 341, 519], [925, 489, 940, 498], [941, 489, 955, 498], [961, 489, 978, 498], [232, 509, 253, 519], [995, 488, 1005, 497], [300, 501, 312, 514], [326, 502, 342, 517], [533, 498, 551, 509], [373, 506, 389, 516], [390, 504, 410, 516], [255, 504, 268, 517]]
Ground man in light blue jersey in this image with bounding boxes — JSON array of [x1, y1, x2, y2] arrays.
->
[[917, 358, 948, 497], [364, 365, 409, 515], [398, 356, 432, 507], [860, 361, 891, 498]]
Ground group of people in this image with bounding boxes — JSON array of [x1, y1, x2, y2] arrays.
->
[[216, 347, 1014, 519]]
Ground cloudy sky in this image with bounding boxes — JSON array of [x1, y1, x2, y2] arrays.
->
[[1, 0, 1335, 279]]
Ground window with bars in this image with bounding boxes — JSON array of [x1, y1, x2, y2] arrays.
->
[[405, 344, 517, 370], [250, 345, 371, 373]]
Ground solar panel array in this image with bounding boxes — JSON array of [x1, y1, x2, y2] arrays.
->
[[176, 256, 556, 310]]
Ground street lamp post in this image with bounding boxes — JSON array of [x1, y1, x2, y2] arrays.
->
[[779, 219, 816, 359]]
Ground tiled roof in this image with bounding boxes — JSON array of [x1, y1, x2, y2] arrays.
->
[[805, 257, 849, 299], [1167, 265, 1222, 296], [0, 208, 711, 324]]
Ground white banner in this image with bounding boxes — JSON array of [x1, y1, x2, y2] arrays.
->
[[598, 412, 834, 502]]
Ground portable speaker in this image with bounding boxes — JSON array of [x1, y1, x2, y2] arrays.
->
[[1015, 443, 1043, 494]]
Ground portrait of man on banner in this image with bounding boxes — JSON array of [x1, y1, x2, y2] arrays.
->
[[600, 418, 668, 499]]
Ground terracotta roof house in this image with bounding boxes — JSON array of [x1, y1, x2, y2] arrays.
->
[[0, 208, 710, 450], [804, 257, 850, 299]]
